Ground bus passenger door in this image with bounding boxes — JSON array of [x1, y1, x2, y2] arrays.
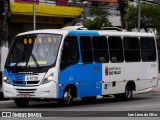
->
[[77, 63, 102, 97], [59, 36, 80, 98], [77, 36, 109, 97]]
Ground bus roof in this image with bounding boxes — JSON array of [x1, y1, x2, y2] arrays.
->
[[17, 29, 155, 38], [98, 31, 155, 37]]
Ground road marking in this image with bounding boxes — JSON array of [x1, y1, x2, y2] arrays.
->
[[125, 103, 160, 109]]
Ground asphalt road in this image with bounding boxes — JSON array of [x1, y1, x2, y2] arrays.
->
[[0, 92, 160, 120]]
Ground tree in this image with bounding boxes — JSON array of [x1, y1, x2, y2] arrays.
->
[[127, 2, 160, 67], [83, 6, 112, 30], [118, 0, 128, 29], [127, 3, 160, 35]]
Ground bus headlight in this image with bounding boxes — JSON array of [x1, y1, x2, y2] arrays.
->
[[3, 76, 11, 84], [41, 74, 53, 84]]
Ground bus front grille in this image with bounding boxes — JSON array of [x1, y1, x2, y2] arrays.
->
[[13, 81, 24, 85], [27, 81, 39, 84], [16, 88, 37, 94], [12, 80, 40, 86]]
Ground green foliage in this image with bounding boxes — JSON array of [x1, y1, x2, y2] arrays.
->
[[127, 3, 160, 35], [83, 6, 112, 30], [89, 6, 109, 16], [84, 16, 112, 30], [128, 3, 160, 68]]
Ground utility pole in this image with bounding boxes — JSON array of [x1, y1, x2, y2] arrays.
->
[[1, 0, 8, 45], [138, 0, 141, 32], [0, 0, 4, 45], [33, 0, 36, 30]]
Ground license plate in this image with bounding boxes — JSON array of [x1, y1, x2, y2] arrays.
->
[[26, 76, 38, 81], [20, 94, 30, 98]]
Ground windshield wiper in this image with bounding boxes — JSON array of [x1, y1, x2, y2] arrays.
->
[[12, 54, 25, 67], [30, 53, 41, 68]]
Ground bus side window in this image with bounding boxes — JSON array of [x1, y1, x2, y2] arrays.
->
[[108, 36, 124, 63], [80, 36, 93, 63], [92, 36, 109, 63], [140, 37, 156, 62], [123, 37, 141, 62], [60, 36, 79, 70]]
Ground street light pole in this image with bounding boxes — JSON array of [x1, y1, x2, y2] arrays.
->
[[2, 0, 8, 45], [33, 0, 36, 30], [138, 0, 141, 32]]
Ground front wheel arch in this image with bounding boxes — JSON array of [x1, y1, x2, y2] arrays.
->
[[58, 84, 77, 106], [64, 84, 77, 98]]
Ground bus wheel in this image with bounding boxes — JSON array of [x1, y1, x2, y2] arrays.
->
[[81, 96, 97, 102], [123, 85, 133, 101], [14, 99, 29, 107], [59, 87, 73, 106]]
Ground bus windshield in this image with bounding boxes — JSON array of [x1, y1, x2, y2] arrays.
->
[[6, 34, 62, 68]]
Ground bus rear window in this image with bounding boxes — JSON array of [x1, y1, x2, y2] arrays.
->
[[140, 37, 157, 62]]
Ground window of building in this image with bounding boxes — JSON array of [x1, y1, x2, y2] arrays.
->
[[80, 36, 93, 63], [60, 36, 79, 70], [108, 36, 124, 62], [140, 37, 156, 62], [92, 36, 109, 63], [123, 37, 141, 62]]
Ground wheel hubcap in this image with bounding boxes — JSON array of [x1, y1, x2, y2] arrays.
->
[[64, 91, 72, 103], [126, 89, 131, 98]]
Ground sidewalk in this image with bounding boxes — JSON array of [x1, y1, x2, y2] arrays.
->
[[134, 87, 160, 94], [151, 86, 160, 93]]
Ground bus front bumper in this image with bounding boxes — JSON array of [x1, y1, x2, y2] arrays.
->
[[3, 81, 58, 99]]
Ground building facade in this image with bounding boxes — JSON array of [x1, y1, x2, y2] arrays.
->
[[0, 0, 83, 45]]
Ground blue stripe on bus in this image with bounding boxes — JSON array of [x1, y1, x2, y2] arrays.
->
[[58, 64, 102, 98], [68, 30, 99, 36], [4, 68, 25, 86], [58, 31, 101, 98]]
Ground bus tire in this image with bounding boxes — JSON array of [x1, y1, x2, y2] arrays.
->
[[14, 99, 29, 107], [115, 85, 133, 101], [58, 87, 73, 106], [123, 84, 133, 101]]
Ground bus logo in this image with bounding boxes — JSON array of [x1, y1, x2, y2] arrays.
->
[[105, 66, 109, 76], [23, 81, 26, 85], [105, 66, 121, 76]]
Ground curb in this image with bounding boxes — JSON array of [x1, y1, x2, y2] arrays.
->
[[151, 87, 160, 92], [134, 88, 153, 94], [0, 100, 13, 104]]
